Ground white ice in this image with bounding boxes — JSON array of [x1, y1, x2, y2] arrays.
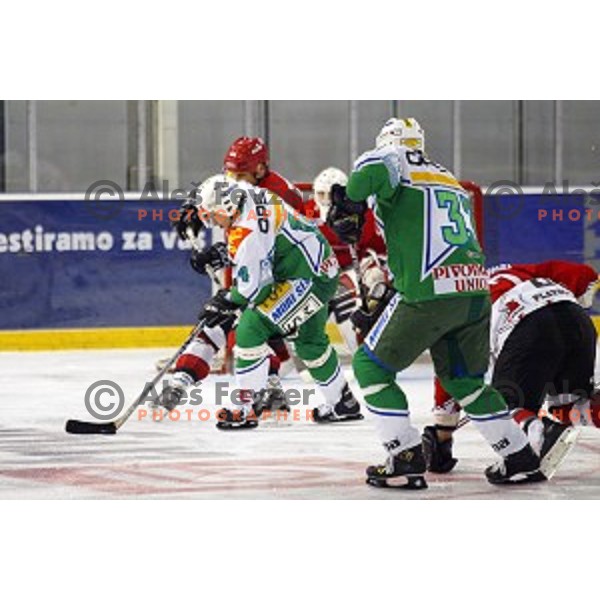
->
[[0, 348, 598, 499]]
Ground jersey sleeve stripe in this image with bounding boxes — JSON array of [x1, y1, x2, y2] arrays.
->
[[281, 225, 322, 274], [410, 171, 462, 189], [273, 202, 285, 231], [353, 156, 383, 171]]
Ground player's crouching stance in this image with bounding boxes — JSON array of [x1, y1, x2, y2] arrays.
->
[[169, 173, 362, 429], [424, 261, 599, 479], [331, 117, 544, 488]]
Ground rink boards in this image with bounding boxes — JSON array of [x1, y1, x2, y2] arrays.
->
[[1, 188, 600, 351]]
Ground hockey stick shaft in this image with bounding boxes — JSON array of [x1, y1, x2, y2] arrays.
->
[[67, 230, 225, 434], [66, 318, 207, 434], [186, 227, 223, 289], [456, 415, 469, 430], [348, 245, 368, 311], [113, 319, 206, 429]]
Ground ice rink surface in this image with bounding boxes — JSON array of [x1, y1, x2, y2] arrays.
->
[[1, 348, 599, 500]]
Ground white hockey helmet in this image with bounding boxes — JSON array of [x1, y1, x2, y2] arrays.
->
[[312, 167, 348, 219], [376, 117, 424, 151], [195, 173, 243, 224]]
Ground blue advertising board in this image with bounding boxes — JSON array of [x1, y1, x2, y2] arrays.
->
[[0, 199, 212, 332], [483, 192, 592, 266], [482, 189, 600, 317], [2, 190, 600, 348]]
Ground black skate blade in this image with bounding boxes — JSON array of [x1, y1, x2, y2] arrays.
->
[[257, 405, 291, 418], [511, 470, 547, 484], [366, 474, 428, 490], [65, 419, 117, 435], [260, 410, 294, 428], [216, 420, 259, 431], [315, 413, 365, 424], [338, 413, 365, 422], [270, 404, 291, 413], [488, 470, 547, 486]]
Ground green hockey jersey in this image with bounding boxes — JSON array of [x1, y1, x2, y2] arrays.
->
[[224, 181, 338, 307], [347, 145, 487, 303]]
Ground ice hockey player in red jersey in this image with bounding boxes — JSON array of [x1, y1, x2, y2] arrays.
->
[[306, 167, 389, 352], [423, 260, 599, 479], [223, 136, 305, 213], [308, 167, 387, 271]]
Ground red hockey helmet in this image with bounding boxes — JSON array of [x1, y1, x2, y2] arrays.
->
[[223, 136, 269, 173]]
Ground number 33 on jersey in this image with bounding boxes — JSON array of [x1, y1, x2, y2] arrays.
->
[[347, 146, 488, 302]]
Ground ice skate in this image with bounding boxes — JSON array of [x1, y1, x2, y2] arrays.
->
[[538, 416, 580, 480], [151, 383, 186, 413], [215, 402, 259, 430], [366, 443, 428, 490], [422, 426, 458, 473], [254, 375, 290, 414], [485, 444, 546, 485], [312, 384, 364, 423]]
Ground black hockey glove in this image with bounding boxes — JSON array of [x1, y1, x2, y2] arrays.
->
[[329, 289, 358, 324], [350, 283, 397, 336], [198, 289, 240, 328], [326, 184, 367, 244], [174, 198, 205, 241], [190, 241, 230, 275]]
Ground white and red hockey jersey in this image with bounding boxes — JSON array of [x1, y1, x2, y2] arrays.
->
[[434, 260, 598, 408], [488, 261, 598, 362]]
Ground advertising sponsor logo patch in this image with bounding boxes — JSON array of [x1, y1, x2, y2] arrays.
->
[[365, 292, 401, 350], [258, 280, 313, 327], [228, 226, 252, 259], [432, 263, 489, 294]]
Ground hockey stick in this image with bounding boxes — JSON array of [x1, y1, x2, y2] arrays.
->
[[65, 318, 207, 435], [456, 415, 469, 430], [154, 228, 224, 374], [348, 245, 368, 311], [186, 226, 224, 289]]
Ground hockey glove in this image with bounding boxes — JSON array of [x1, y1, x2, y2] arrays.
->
[[326, 184, 367, 244], [350, 283, 397, 336], [190, 241, 230, 275], [174, 198, 205, 241], [329, 289, 358, 324], [198, 289, 240, 328]]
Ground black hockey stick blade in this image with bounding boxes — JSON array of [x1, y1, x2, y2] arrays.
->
[[65, 419, 117, 435]]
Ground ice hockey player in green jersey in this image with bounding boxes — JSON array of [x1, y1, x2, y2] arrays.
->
[[328, 117, 545, 488], [185, 173, 363, 429]]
